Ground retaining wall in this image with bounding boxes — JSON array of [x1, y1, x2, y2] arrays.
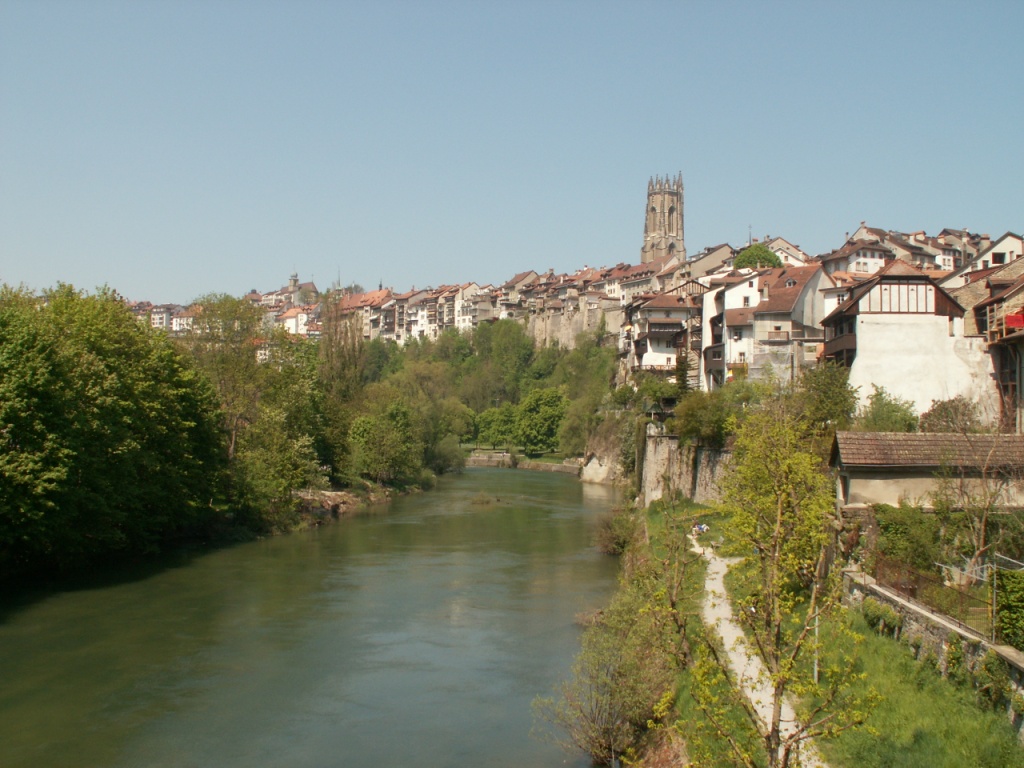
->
[[641, 427, 731, 506], [844, 567, 1024, 739]]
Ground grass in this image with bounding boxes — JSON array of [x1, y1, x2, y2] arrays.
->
[[641, 499, 771, 766], [812, 610, 1024, 768], [714, 511, 1024, 768]]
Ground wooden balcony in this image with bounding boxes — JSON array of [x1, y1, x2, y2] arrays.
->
[[823, 333, 857, 360]]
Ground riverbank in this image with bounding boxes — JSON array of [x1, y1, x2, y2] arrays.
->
[[465, 450, 583, 475]]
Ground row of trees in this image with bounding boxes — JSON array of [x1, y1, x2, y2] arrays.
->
[[0, 285, 624, 578]]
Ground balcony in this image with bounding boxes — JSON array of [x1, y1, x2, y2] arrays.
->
[[823, 333, 857, 361], [765, 330, 791, 342]]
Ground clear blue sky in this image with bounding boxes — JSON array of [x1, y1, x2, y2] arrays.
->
[[2, 1, 1021, 305]]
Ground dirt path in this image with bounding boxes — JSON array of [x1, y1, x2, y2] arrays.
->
[[694, 538, 827, 768]]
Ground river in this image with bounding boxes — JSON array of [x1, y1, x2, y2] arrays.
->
[[0, 468, 621, 767]]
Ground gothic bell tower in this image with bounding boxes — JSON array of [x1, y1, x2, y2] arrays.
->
[[641, 173, 685, 263]]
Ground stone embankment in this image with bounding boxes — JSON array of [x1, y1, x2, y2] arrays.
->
[[465, 451, 582, 475]]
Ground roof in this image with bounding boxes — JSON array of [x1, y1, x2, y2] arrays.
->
[[819, 239, 894, 264], [822, 259, 964, 324], [724, 307, 754, 326], [335, 288, 392, 311], [831, 432, 1024, 470], [756, 265, 826, 313]]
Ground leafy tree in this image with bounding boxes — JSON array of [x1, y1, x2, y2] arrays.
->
[[919, 395, 983, 434], [670, 379, 766, 448], [476, 404, 517, 449], [515, 387, 568, 455], [0, 285, 225, 576], [472, 319, 535, 403], [796, 362, 858, 433], [734, 243, 782, 269], [856, 385, 918, 432], [348, 400, 423, 486], [233, 404, 327, 532], [696, 402, 874, 767], [179, 293, 268, 460]]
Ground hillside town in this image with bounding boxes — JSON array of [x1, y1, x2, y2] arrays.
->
[[129, 174, 1024, 436]]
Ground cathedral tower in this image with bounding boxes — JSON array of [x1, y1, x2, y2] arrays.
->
[[641, 173, 685, 263]]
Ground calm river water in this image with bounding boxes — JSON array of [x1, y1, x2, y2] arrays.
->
[[0, 468, 620, 767]]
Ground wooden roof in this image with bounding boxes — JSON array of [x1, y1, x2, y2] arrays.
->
[[831, 432, 1024, 470]]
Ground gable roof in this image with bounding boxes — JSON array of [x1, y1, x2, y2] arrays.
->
[[756, 265, 826, 314], [822, 259, 964, 324], [831, 432, 1024, 470]]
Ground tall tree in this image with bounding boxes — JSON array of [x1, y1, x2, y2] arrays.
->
[[695, 401, 873, 767], [515, 387, 568, 455]]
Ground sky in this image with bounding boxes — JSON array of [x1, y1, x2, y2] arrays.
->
[[1, 1, 1021, 305]]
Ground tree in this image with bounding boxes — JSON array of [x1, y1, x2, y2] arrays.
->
[[694, 402, 873, 767], [796, 362, 858, 433], [670, 379, 766, 449], [476, 404, 517, 449], [233, 404, 327, 532], [919, 395, 983, 434], [932, 435, 1023, 579], [856, 385, 917, 432], [0, 285, 226, 576], [348, 399, 423, 486], [675, 353, 692, 396], [180, 294, 268, 460], [734, 243, 782, 270], [515, 387, 568, 455]]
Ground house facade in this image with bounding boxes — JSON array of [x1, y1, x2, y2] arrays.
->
[[822, 261, 998, 418]]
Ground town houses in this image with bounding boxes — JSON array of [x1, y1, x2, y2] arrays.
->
[[124, 176, 1024, 436]]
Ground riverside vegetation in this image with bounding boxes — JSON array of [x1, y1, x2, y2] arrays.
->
[[535, 364, 1024, 766], [0, 285, 627, 581]]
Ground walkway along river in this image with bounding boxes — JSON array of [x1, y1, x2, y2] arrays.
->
[[0, 468, 620, 768]]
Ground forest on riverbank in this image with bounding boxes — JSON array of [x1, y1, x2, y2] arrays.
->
[[0, 284, 639, 581]]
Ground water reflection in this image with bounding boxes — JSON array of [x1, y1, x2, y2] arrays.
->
[[0, 469, 619, 767]]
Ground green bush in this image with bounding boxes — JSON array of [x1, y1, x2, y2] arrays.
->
[[862, 597, 903, 638], [873, 503, 941, 573], [856, 385, 918, 432], [594, 507, 641, 556], [996, 570, 1024, 651]]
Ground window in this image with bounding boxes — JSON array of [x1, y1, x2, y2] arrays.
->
[[785, 279, 797, 288], [742, 296, 750, 307], [748, 281, 754, 288], [738, 352, 746, 362], [712, 350, 723, 360]]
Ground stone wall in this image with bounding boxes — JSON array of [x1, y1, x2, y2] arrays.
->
[[465, 452, 581, 475], [641, 426, 731, 506], [844, 567, 1024, 738]]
